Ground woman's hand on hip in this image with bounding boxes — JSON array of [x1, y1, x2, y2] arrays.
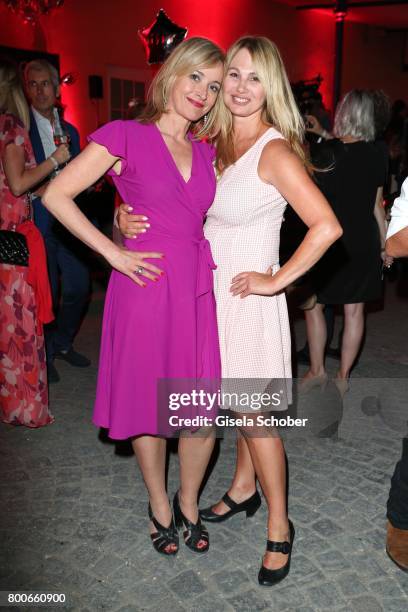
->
[[106, 245, 164, 286], [117, 203, 150, 239], [230, 267, 275, 298]]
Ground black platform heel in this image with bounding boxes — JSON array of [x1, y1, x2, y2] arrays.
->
[[258, 520, 295, 586], [148, 503, 179, 556], [173, 492, 209, 554], [199, 490, 261, 523]]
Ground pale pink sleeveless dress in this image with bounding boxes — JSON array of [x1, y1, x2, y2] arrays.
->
[[204, 127, 291, 403]]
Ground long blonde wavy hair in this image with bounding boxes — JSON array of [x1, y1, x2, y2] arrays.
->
[[138, 37, 225, 139], [213, 37, 307, 173], [0, 58, 30, 129]]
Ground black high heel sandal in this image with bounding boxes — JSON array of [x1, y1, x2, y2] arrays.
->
[[148, 503, 179, 556], [258, 520, 295, 586], [173, 492, 209, 554], [199, 490, 261, 523]]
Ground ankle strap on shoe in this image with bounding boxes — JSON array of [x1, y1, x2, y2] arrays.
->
[[148, 503, 176, 537], [266, 539, 291, 554], [222, 492, 237, 510]]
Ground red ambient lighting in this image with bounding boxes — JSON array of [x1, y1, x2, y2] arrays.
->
[[4, 0, 64, 25], [334, 0, 348, 22], [335, 11, 347, 21]]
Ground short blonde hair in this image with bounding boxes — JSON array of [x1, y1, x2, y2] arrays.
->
[[334, 90, 376, 142], [0, 59, 30, 129], [214, 36, 307, 172], [138, 37, 224, 139]]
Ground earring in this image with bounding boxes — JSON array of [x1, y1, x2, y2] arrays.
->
[[203, 114, 208, 125]]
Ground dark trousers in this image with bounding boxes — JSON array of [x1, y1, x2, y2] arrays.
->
[[387, 438, 408, 530], [44, 230, 90, 360]]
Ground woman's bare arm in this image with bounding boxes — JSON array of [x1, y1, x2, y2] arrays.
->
[[43, 142, 164, 285], [373, 187, 387, 249], [305, 115, 333, 140], [373, 187, 393, 266], [386, 227, 408, 257], [231, 140, 342, 298], [3, 142, 70, 197]]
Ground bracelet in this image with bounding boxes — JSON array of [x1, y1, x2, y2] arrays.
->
[[49, 155, 59, 170]]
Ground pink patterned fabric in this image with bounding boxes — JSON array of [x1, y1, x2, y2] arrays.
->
[[0, 112, 53, 428]]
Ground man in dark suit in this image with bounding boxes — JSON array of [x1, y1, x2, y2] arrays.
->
[[386, 177, 408, 572], [24, 59, 90, 383]]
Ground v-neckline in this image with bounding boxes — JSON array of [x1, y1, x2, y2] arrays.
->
[[154, 123, 195, 185]]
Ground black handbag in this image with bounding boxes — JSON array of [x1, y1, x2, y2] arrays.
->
[[0, 194, 31, 267], [0, 230, 29, 266]]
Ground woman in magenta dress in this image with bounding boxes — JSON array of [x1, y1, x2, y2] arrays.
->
[[43, 38, 224, 556]]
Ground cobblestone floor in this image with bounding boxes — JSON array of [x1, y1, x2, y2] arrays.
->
[[1, 277, 408, 611]]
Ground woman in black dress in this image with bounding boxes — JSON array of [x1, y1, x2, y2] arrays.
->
[[302, 90, 393, 393]]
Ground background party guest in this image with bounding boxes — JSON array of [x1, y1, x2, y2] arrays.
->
[[24, 59, 91, 383], [295, 89, 391, 368], [0, 58, 69, 427], [302, 90, 392, 394], [386, 100, 407, 195], [385, 177, 408, 571]]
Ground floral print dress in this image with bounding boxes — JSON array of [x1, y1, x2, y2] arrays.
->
[[0, 112, 53, 427]]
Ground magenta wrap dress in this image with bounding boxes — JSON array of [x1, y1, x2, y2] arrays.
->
[[89, 120, 221, 439]]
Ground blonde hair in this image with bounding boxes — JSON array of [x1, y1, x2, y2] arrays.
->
[[138, 37, 224, 139], [214, 36, 307, 173], [0, 59, 30, 129]]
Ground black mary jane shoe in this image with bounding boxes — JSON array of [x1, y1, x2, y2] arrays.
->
[[173, 492, 209, 554], [258, 520, 295, 587], [199, 490, 261, 523], [148, 503, 179, 556]]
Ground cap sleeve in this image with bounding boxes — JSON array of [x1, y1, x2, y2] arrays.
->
[[88, 120, 128, 176]]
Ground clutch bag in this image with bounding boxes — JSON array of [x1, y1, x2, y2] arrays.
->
[[0, 229, 29, 266], [0, 193, 33, 267]]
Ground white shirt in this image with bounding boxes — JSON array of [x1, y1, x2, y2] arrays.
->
[[387, 178, 408, 239], [31, 106, 55, 158]]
